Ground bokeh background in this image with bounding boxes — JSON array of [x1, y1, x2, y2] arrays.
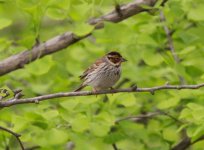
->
[[1, 0, 204, 149]]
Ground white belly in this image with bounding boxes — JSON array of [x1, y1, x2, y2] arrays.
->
[[84, 64, 121, 90]]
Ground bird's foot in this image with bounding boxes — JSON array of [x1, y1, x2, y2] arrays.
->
[[92, 88, 99, 97]]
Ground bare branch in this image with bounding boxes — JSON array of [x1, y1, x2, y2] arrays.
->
[[0, 126, 24, 150], [112, 143, 119, 150], [116, 110, 183, 125], [0, 0, 168, 76], [160, 10, 185, 84], [160, 11, 180, 63], [172, 136, 190, 150], [115, 112, 160, 123], [0, 83, 204, 108], [25, 146, 41, 150], [172, 135, 204, 150]]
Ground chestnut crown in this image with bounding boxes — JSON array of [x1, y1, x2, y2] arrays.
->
[[106, 51, 127, 64]]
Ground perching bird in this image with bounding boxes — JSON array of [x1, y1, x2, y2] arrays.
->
[[75, 51, 127, 92]]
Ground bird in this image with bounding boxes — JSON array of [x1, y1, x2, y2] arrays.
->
[[74, 51, 127, 92]]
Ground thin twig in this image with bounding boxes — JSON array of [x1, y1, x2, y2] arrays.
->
[[115, 112, 160, 123], [0, 83, 204, 108], [160, 11, 180, 63], [116, 110, 183, 125], [157, 109, 183, 124], [25, 146, 41, 150], [0, 126, 24, 150], [112, 143, 119, 150], [160, 10, 185, 84]]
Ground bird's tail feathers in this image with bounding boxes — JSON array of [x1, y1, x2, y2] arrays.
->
[[74, 84, 86, 92]]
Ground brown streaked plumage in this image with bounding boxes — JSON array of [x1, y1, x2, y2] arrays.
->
[[75, 51, 127, 92]]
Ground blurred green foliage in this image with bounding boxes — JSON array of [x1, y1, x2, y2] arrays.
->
[[1, 0, 204, 149]]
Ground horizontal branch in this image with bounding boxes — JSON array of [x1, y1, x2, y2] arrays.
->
[[116, 112, 160, 123], [0, 83, 204, 108], [116, 110, 182, 125], [0, 0, 163, 76]]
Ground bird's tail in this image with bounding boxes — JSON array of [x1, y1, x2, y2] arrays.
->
[[74, 84, 86, 92]]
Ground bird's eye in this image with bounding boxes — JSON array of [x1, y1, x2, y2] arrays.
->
[[111, 57, 119, 62]]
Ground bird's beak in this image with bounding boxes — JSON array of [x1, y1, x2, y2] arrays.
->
[[121, 57, 127, 62]]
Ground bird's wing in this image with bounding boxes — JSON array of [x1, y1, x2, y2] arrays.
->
[[79, 58, 104, 80]]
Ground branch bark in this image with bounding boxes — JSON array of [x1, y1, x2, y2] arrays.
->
[[159, 11, 185, 84], [172, 135, 204, 150], [0, 83, 204, 108], [0, 0, 167, 76], [0, 126, 24, 150], [115, 112, 160, 123], [116, 110, 182, 124], [160, 11, 180, 63], [160, 11, 185, 84]]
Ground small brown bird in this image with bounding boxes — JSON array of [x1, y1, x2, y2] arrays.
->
[[75, 51, 127, 92]]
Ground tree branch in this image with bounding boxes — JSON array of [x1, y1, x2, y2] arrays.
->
[[112, 143, 119, 150], [172, 135, 204, 150], [160, 11, 180, 63], [160, 10, 185, 84], [115, 112, 160, 123], [116, 110, 183, 125], [0, 83, 204, 108], [0, 126, 24, 150], [0, 0, 168, 76]]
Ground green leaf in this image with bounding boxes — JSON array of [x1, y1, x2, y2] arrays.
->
[[186, 124, 204, 140], [89, 112, 115, 137], [188, 5, 204, 21], [187, 103, 204, 111], [46, 128, 69, 145], [13, 116, 29, 132], [180, 103, 204, 123], [90, 122, 110, 137], [26, 56, 54, 75], [191, 125, 204, 139], [162, 127, 179, 142], [46, 7, 67, 20], [0, 18, 12, 30], [179, 108, 193, 120], [32, 121, 48, 129], [34, 128, 69, 146], [117, 94, 137, 107], [142, 49, 164, 66], [73, 23, 94, 36], [179, 46, 196, 56], [41, 109, 59, 120], [157, 97, 180, 109], [104, 131, 126, 144], [69, 3, 91, 21], [94, 112, 115, 126], [17, 35, 36, 48], [71, 114, 90, 132], [60, 99, 79, 111]]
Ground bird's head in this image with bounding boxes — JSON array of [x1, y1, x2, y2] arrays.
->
[[106, 51, 127, 66]]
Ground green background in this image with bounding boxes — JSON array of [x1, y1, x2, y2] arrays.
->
[[1, 0, 204, 149]]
